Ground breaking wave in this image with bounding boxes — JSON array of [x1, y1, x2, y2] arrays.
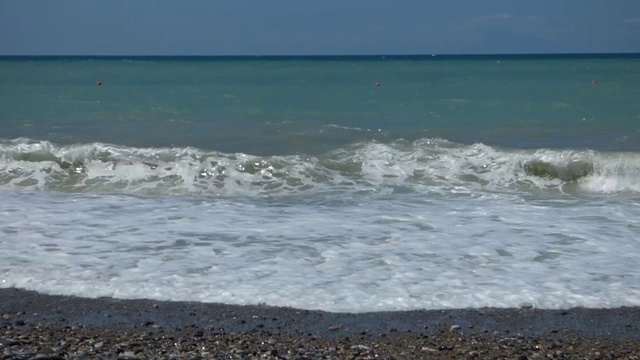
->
[[2, 137, 640, 196]]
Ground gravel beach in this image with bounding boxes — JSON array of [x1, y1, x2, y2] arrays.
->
[[1, 288, 639, 359]]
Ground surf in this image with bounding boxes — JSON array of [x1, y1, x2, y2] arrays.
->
[[2, 137, 640, 196]]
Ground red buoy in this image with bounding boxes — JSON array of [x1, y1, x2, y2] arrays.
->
[[375, 82, 381, 87]]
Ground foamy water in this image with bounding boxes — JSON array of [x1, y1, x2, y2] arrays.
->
[[2, 55, 640, 312], [3, 138, 640, 196], [2, 138, 640, 312]]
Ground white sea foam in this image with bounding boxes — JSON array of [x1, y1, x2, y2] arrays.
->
[[1, 188, 639, 312], [2, 138, 640, 312], [579, 152, 640, 193]]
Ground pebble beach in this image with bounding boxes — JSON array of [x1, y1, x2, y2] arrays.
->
[[2, 288, 639, 359]]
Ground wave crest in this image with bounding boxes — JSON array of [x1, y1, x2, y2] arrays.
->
[[2, 138, 639, 196]]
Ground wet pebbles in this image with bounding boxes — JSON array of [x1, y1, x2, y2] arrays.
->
[[3, 321, 640, 359], [1, 288, 640, 359]]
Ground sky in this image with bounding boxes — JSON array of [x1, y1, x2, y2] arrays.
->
[[1, 0, 640, 55]]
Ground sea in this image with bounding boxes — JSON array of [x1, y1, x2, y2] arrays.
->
[[1, 54, 639, 312]]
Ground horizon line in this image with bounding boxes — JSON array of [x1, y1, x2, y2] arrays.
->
[[1, 52, 639, 58]]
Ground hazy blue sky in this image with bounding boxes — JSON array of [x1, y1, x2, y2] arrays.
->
[[2, 0, 640, 55]]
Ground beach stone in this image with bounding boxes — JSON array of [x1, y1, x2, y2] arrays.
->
[[0, 338, 20, 346], [351, 344, 371, 351], [118, 351, 138, 359], [32, 355, 55, 360]]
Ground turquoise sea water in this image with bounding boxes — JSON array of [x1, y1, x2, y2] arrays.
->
[[2, 55, 639, 153], [1, 55, 640, 311]]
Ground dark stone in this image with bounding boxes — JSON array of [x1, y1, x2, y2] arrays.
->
[[0, 338, 20, 346]]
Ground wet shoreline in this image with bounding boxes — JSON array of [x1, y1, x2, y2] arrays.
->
[[2, 288, 639, 359]]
